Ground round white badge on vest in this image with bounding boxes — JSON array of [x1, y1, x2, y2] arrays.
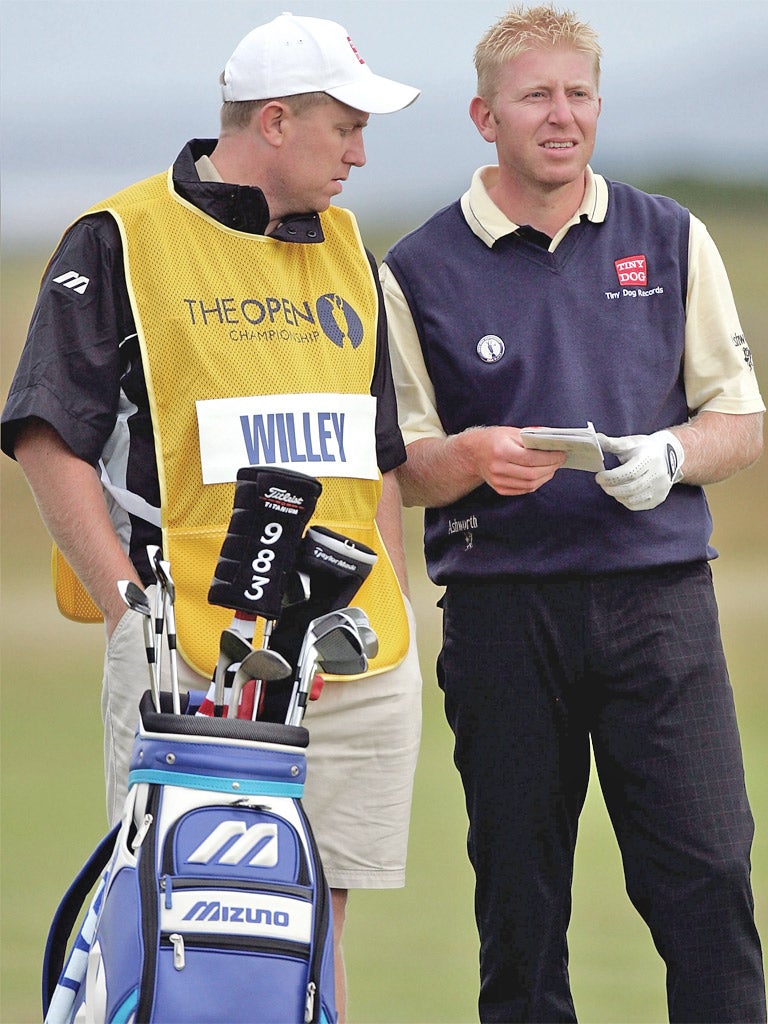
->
[[476, 335, 505, 363]]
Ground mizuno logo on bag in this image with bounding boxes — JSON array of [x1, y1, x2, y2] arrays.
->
[[53, 270, 90, 294], [186, 821, 279, 867], [182, 901, 290, 925]]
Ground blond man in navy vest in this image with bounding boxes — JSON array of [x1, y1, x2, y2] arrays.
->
[[383, 4, 764, 1021], [3, 14, 422, 1018]]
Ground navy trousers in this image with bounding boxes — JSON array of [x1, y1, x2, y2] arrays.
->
[[438, 563, 765, 1023]]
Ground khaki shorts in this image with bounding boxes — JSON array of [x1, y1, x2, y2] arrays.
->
[[101, 592, 422, 890]]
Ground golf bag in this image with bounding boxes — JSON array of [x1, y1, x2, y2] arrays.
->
[[43, 692, 337, 1024]]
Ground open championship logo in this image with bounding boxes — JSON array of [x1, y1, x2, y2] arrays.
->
[[317, 293, 364, 349]]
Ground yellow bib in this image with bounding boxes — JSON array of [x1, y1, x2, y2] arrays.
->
[[54, 169, 408, 678]]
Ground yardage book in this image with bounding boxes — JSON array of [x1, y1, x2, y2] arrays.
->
[[520, 421, 605, 472]]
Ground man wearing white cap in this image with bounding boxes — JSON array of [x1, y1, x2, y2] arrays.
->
[[2, 13, 421, 1016]]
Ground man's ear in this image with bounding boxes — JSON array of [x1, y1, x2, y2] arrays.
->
[[255, 100, 289, 147], [469, 95, 497, 143]]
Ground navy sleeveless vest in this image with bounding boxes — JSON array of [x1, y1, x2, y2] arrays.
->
[[385, 180, 714, 581]]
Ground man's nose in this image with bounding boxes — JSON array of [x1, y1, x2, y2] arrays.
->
[[548, 91, 574, 124], [346, 137, 367, 167]]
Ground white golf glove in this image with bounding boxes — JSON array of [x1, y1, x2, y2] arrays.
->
[[595, 430, 684, 511]]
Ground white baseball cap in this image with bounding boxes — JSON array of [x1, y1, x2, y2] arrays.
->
[[221, 12, 420, 114]]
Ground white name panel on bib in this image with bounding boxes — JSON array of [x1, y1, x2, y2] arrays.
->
[[196, 393, 379, 484]]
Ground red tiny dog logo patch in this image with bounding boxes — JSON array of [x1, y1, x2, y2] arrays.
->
[[614, 255, 647, 286]]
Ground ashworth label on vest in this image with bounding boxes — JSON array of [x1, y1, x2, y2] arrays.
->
[[196, 392, 379, 484]]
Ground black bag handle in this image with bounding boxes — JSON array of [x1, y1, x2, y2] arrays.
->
[[42, 824, 120, 1016]]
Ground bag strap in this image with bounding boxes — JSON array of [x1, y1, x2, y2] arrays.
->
[[42, 824, 120, 1016], [99, 460, 161, 527]]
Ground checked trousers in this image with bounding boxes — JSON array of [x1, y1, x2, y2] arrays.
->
[[438, 563, 765, 1023]]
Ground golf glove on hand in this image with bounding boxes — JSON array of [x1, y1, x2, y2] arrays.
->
[[596, 430, 684, 511]]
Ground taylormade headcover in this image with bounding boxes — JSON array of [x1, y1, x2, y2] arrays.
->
[[269, 525, 377, 665]]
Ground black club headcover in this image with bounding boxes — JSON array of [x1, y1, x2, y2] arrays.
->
[[208, 467, 322, 620], [269, 525, 378, 668]]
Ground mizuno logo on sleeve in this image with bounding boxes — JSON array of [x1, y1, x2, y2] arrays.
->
[[53, 270, 90, 294]]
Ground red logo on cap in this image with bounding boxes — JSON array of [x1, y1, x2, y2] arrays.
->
[[614, 254, 647, 286], [347, 36, 365, 65]]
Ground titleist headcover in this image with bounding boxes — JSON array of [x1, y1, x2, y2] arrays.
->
[[208, 466, 322, 620]]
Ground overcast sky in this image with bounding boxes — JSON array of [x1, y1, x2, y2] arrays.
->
[[1, 0, 766, 248]]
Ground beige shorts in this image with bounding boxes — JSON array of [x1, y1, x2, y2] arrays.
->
[[101, 593, 422, 890]]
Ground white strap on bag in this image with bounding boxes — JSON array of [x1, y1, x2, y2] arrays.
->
[[99, 460, 161, 527]]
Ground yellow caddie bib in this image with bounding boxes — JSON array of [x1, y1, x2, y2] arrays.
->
[[54, 168, 408, 678]]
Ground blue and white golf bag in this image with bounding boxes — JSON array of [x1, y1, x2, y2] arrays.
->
[[43, 692, 337, 1024]]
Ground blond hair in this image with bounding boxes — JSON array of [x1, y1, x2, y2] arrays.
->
[[219, 90, 332, 132], [474, 5, 601, 103]]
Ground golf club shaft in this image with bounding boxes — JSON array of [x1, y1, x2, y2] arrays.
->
[[164, 595, 181, 714], [142, 615, 161, 712], [118, 579, 161, 713], [251, 615, 276, 721]]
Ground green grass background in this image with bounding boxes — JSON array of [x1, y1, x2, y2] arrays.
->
[[1, 181, 766, 1023]]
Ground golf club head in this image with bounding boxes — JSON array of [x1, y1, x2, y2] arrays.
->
[[117, 579, 152, 617], [220, 628, 253, 664], [329, 607, 379, 659], [310, 609, 377, 660], [335, 606, 370, 627], [312, 622, 368, 676], [228, 648, 292, 719], [155, 558, 176, 604], [354, 625, 378, 659], [283, 570, 311, 608], [286, 623, 367, 725], [306, 610, 358, 636], [236, 647, 292, 683], [146, 544, 162, 581], [117, 579, 160, 710], [285, 646, 321, 727], [213, 629, 254, 716], [284, 611, 369, 726]]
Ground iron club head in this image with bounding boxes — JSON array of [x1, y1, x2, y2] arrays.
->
[[227, 647, 293, 719], [213, 629, 254, 716], [329, 607, 379, 659], [312, 622, 368, 675], [118, 579, 152, 618], [117, 579, 159, 711], [153, 556, 176, 605]]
